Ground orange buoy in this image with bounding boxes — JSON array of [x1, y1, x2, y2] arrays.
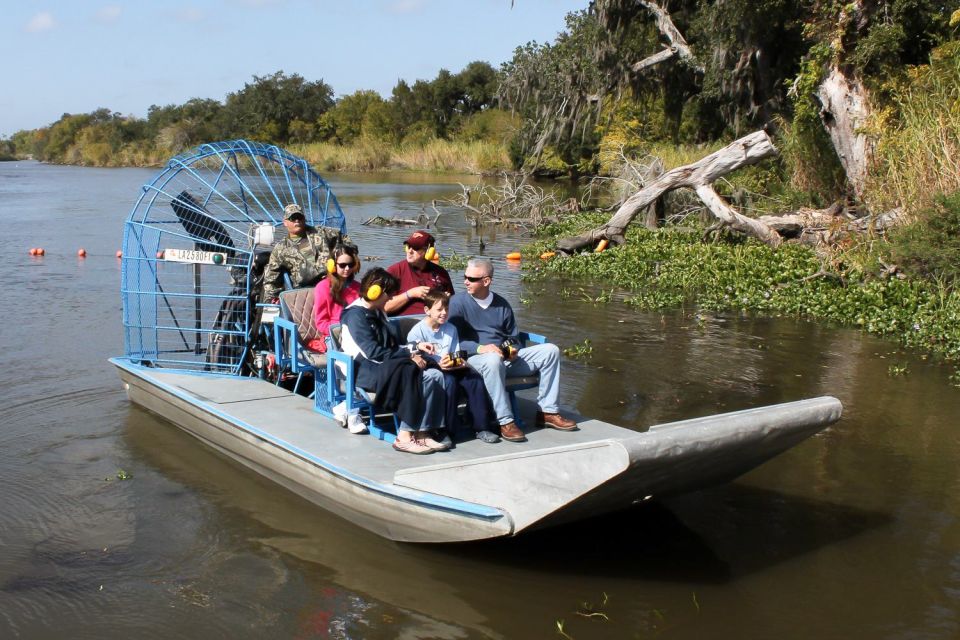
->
[[429, 253, 440, 263], [29, 248, 36, 256], [540, 251, 556, 260], [37, 248, 45, 256], [595, 239, 609, 253], [505, 252, 522, 261], [156, 251, 165, 259], [116, 250, 123, 258], [77, 249, 87, 257]]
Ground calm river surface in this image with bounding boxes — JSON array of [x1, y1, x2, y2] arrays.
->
[[1, 161, 959, 639]]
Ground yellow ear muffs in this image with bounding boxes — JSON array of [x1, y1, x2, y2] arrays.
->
[[326, 258, 336, 274], [425, 246, 437, 261], [365, 284, 383, 301]]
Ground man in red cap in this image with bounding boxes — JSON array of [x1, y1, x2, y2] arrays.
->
[[385, 230, 454, 316]]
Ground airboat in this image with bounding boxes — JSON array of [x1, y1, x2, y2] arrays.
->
[[111, 140, 842, 543]]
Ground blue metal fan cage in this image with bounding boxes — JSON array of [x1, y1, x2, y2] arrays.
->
[[121, 139, 345, 374]]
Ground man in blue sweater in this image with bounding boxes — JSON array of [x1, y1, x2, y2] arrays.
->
[[448, 258, 577, 442]]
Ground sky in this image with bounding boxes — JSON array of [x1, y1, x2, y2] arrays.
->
[[0, 0, 587, 137]]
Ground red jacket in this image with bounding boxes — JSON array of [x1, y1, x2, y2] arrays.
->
[[386, 259, 454, 316], [309, 277, 361, 352]]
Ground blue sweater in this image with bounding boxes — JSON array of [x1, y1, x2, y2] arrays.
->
[[448, 293, 518, 355]]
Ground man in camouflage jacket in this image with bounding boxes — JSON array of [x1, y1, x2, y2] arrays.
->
[[262, 203, 354, 302]]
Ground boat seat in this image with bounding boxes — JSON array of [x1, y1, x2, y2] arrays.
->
[[321, 316, 548, 439], [273, 286, 327, 395], [323, 322, 398, 441]]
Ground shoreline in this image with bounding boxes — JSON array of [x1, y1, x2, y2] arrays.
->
[[524, 214, 960, 381]]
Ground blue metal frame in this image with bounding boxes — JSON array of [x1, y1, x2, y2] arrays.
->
[[120, 140, 346, 375], [323, 329, 399, 443]]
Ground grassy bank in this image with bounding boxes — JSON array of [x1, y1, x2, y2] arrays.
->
[[16, 137, 513, 174], [289, 138, 511, 174], [524, 213, 960, 374]]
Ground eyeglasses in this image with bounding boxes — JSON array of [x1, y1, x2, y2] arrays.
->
[[464, 275, 488, 282], [336, 261, 354, 268]]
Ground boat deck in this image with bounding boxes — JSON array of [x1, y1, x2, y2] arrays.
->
[[133, 366, 631, 482]]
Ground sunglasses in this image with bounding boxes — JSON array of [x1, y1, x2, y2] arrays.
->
[[464, 275, 488, 282], [336, 261, 355, 268]]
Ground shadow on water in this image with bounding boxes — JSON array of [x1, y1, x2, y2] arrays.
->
[[434, 484, 890, 584]]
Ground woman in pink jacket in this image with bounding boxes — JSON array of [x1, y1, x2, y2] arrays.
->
[[308, 244, 361, 352]]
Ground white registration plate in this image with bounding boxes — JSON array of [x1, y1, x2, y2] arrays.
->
[[162, 248, 228, 265]]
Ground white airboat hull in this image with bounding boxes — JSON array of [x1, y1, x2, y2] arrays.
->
[[112, 357, 841, 543]]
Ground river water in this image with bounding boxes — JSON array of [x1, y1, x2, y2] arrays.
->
[[1, 161, 959, 639]]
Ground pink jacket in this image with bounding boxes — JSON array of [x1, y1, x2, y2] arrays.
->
[[309, 277, 361, 352]]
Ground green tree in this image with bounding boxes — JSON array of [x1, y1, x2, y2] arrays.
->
[[221, 71, 334, 143], [321, 90, 386, 144], [457, 61, 498, 113]]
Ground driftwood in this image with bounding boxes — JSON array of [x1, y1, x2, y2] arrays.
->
[[361, 215, 421, 226], [558, 130, 782, 252]]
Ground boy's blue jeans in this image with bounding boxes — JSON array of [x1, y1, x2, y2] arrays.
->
[[441, 367, 491, 435]]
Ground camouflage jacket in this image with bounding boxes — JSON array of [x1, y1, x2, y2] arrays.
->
[[262, 225, 352, 301]]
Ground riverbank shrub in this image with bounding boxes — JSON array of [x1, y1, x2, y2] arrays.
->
[[869, 41, 960, 216], [524, 215, 960, 363], [887, 191, 960, 285]]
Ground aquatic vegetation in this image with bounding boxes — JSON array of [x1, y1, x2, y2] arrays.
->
[[563, 339, 594, 360], [888, 364, 909, 376], [524, 219, 960, 371], [437, 251, 469, 270]]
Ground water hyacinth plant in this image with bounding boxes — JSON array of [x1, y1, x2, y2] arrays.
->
[[524, 215, 960, 369]]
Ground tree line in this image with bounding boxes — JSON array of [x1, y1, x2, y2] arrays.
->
[[4, 62, 505, 166]]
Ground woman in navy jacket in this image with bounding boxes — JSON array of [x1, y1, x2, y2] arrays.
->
[[339, 268, 448, 454]]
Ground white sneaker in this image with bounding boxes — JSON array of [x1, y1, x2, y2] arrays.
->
[[332, 401, 348, 428], [347, 413, 368, 434]]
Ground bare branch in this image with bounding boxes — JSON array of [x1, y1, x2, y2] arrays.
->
[[633, 1, 704, 74]]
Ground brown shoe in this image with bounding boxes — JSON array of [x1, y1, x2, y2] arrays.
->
[[499, 421, 527, 442], [537, 411, 577, 431]]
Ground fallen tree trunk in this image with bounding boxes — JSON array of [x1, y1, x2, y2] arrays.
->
[[696, 185, 782, 246], [558, 130, 781, 252]]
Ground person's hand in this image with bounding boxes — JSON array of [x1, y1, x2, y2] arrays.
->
[[417, 342, 436, 355], [439, 353, 454, 370], [477, 344, 503, 358], [411, 354, 427, 369], [407, 285, 430, 300]]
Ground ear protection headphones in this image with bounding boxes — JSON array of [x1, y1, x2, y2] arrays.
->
[[364, 284, 383, 301], [405, 243, 438, 261], [326, 253, 361, 274]]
